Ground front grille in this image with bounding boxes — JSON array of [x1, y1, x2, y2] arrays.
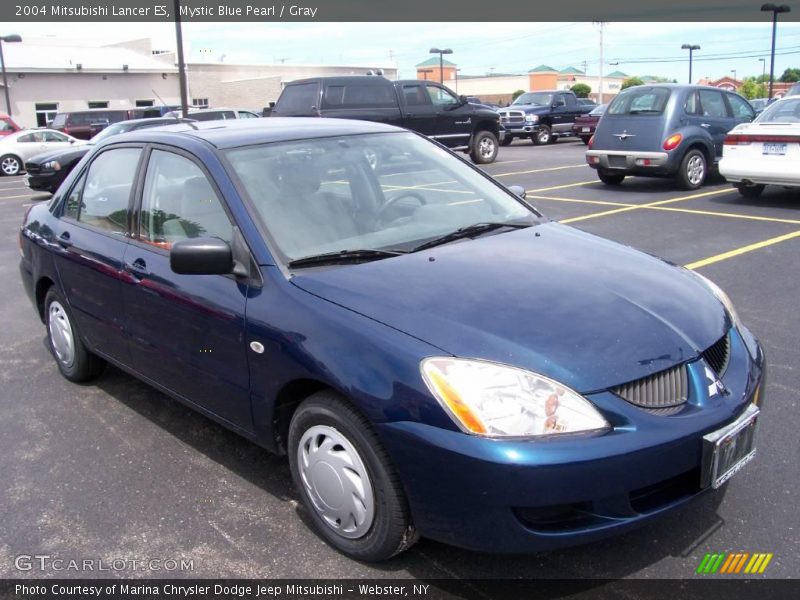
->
[[499, 110, 525, 126], [24, 162, 42, 174], [613, 364, 688, 409], [702, 332, 730, 376]]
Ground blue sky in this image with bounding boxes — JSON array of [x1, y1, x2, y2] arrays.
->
[[13, 21, 800, 82]]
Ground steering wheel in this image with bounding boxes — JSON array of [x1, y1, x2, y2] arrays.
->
[[377, 191, 428, 224]]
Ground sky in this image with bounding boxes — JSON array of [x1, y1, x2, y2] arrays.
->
[[9, 21, 800, 83]]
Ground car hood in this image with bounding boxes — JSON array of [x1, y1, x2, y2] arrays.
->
[[27, 145, 91, 165], [291, 223, 727, 393]]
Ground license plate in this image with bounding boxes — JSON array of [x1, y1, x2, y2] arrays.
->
[[582, 127, 591, 132], [701, 404, 759, 489], [762, 143, 786, 155]]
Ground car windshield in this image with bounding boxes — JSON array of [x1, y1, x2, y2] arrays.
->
[[756, 98, 800, 123], [607, 88, 671, 115], [589, 104, 608, 116], [513, 92, 554, 106], [90, 122, 131, 142], [226, 132, 539, 264]]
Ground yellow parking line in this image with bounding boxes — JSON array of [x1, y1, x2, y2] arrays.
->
[[526, 180, 598, 193], [527, 195, 630, 207], [685, 230, 800, 270], [649, 205, 800, 225], [561, 188, 735, 224], [494, 164, 587, 177]]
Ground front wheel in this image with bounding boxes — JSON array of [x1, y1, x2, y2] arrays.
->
[[677, 149, 707, 190], [0, 154, 22, 176], [735, 183, 765, 198], [532, 125, 553, 145], [44, 288, 106, 382], [470, 130, 499, 164], [288, 391, 418, 561]]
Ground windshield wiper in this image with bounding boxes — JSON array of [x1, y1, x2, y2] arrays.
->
[[288, 248, 407, 268], [410, 222, 532, 253]]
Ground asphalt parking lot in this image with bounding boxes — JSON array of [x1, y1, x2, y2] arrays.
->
[[0, 138, 797, 588]]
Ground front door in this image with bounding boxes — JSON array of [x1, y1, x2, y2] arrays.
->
[[424, 83, 473, 148], [399, 82, 439, 137], [694, 89, 734, 159], [123, 147, 252, 429]]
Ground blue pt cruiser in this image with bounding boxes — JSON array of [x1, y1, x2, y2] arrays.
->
[[19, 118, 765, 561]]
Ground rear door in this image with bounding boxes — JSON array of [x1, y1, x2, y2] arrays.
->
[[123, 146, 252, 429], [424, 83, 472, 148]]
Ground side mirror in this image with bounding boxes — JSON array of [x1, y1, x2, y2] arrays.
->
[[170, 237, 233, 275], [459, 94, 469, 105], [508, 185, 526, 200], [269, 101, 276, 108]]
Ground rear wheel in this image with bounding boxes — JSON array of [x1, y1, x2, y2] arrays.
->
[[597, 169, 625, 185], [470, 130, 498, 164], [735, 183, 765, 198], [44, 288, 106, 382], [532, 125, 552, 145], [676, 148, 707, 190], [0, 154, 22, 176]]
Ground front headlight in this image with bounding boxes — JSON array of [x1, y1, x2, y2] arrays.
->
[[421, 358, 610, 438], [43, 160, 61, 171], [689, 271, 741, 327], [524, 114, 539, 123]]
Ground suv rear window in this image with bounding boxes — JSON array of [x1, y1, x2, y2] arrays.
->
[[275, 83, 319, 113], [323, 84, 395, 108], [608, 88, 671, 116]]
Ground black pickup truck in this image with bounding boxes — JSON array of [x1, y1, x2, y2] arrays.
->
[[498, 90, 593, 145], [270, 76, 503, 164]]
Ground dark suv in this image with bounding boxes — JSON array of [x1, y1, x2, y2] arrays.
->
[[586, 84, 755, 189]]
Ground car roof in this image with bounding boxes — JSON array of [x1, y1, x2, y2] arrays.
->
[[110, 117, 404, 149], [285, 76, 390, 86]]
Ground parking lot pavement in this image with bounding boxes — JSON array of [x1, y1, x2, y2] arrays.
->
[[1, 138, 798, 585]]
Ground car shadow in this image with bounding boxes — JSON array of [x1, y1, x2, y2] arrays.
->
[[708, 187, 800, 209]]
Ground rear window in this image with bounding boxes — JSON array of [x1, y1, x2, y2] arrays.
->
[[275, 83, 319, 113], [322, 84, 396, 108], [608, 88, 671, 116], [589, 104, 607, 116], [758, 98, 800, 123]]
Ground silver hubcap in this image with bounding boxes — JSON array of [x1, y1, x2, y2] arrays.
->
[[48, 301, 75, 367], [297, 425, 375, 539], [538, 130, 550, 143], [1, 157, 19, 175], [478, 137, 495, 159], [687, 154, 705, 185]]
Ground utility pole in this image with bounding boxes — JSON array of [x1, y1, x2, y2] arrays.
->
[[173, 0, 188, 117], [594, 22, 606, 104]]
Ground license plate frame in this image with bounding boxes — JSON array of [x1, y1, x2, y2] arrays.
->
[[762, 143, 787, 156], [701, 404, 759, 489]]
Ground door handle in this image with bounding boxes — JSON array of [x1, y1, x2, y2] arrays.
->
[[700, 123, 711, 128], [57, 231, 72, 248], [125, 258, 149, 279]]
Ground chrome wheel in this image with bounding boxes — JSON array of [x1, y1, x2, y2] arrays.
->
[[297, 424, 375, 539], [687, 154, 705, 186], [478, 136, 496, 159], [48, 300, 75, 367], [1, 156, 21, 176], [537, 130, 550, 144]]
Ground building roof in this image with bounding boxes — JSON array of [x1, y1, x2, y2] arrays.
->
[[529, 64, 557, 73], [559, 66, 584, 74], [1, 42, 178, 73], [415, 57, 456, 68], [606, 70, 628, 78]]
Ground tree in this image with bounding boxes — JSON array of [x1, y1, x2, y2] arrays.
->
[[779, 68, 800, 82], [739, 77, 768, 100], [570, 83, 591, 98], [511, 89, 526, 101], [621, 76, 643, 90]]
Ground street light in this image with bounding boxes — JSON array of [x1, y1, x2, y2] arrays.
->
[[759, 57, 766, 78], [681, 44, 700, 84], [0, 34, 22, 117], [761, 4, 791, 99], [731, 69, 737, 85], [429, 47, 453, 84]]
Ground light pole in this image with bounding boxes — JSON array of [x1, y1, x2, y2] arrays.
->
[[731, 69, 737, 87], [429, 47, 453, 84], [455, 68, 461, 93], [761, 4, 791, 99], [173, 0, 189, 116], [759, 57, 766, 79], [0, 34, 22, 117], [681, 44, 700, 84]]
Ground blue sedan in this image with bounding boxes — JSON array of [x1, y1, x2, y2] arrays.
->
[[19, 118, 765, 561]]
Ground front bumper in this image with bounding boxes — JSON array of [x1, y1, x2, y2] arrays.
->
[[24, 172, 59, 192], [586, 149, 672, 173], [379, 327, 765, 553]]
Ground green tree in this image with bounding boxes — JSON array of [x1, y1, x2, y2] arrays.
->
[[779, 68, 800, 82], [570, 83, 591, 98], [511, 89, 526, 101], [739, 77, 768, 99], [621, 76, 644, 90]]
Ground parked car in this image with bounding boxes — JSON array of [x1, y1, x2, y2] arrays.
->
[[164, 107, 261, 120], [133, 105, 181, 118], [586, 84, 755, 189], [498, 90, 594, 145], [270, 76, 502, 164], [572, 103, 607, 144], [20, 118, 764, 561], [0, 129, 84, 176], [24, 117, 190, 193], [719, 95, 800, 198], [50, 108, 139, 140], [748, 98, 769, 115], [0, 113, 22, 137], [786, 82, 800, 97]]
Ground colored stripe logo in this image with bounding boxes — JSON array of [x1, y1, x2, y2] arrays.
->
[[697, 552, 773, 574]]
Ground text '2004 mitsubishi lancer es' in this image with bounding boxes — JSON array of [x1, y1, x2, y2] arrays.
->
[[19, 118, 765, 561]]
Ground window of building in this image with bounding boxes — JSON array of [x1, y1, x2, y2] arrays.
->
[[192, 98, 209, 108], [88, 101, 109, 109], [35, 102, 59, 127], [135, 100, 155, 107]]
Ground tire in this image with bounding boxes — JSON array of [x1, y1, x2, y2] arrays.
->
[[736, 183, 765, 199], [500, 135, 513, 147], [580, 136, 590, 145], [288, 391, 418, 561], [597, 169, 625, 185], [532, 125, 552, 145], [44, 288, 106, 382], [469, 130, 499, 164], [676, 148, 707, 190], [0, 154, 22, 176]]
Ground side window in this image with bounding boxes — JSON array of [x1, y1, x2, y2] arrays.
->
[[685, 92, 700, 115], [565, 94, 577, 108], [553, 94, 567, 107], [426, 85, 459, 107], [728, 94, 755, 120], [275, 83, 319, 113], [17, 133, 36, 143], [63, 172, 86, 220], [402, 84, 430, 107], [43, 131, 69, 142], [139, 150, 232, 249], [698, 90, 730, 118], [77, 148, 141, 234]]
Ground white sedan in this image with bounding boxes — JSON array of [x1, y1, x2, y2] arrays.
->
[[720, 95, 800, 198], [0, 129, 85, 176]]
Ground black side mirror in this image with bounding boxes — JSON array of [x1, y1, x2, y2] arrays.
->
[[269, 101, 276, 108], [508, 185, 526, 200], [170, 237, 233, 275], [459, 94, 469, 105]]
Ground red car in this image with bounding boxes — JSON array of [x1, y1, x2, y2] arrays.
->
[[572, 103, 607, 145], [0, 113, 22, 137]]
